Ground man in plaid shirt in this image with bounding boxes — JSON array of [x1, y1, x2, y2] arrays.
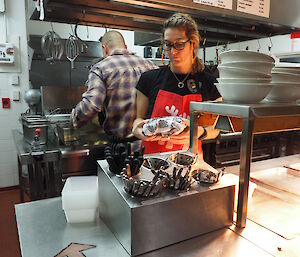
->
[[71, 31, 157, 141]]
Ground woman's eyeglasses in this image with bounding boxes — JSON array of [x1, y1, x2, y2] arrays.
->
[[163, 39, 190, 51]]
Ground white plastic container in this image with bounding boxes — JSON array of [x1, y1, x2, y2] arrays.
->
[[62, 176, 99, 223]]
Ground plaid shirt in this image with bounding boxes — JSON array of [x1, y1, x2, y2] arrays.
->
[[72, 48, 157, 138]]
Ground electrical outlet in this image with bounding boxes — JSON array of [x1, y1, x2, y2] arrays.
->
[[12, 91, 20, 101]]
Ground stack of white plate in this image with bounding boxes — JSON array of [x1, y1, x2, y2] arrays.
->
[[265, 63, 300, 102], [216, 50, 275, 103]]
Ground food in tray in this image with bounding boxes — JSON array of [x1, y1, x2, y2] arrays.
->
[[142, 116, 188, 137]]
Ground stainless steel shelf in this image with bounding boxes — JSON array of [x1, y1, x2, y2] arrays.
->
[[189, 101, 300, 228]]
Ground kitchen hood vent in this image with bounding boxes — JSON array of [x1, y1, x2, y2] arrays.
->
[[28, 0, 300, 47]]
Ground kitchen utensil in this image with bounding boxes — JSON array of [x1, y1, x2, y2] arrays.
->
[[191, 168, 222, 184], [142, 157, 170, 171], [75, 22, 88, 54], [66, 34, 80, 69], [41, 31, 64, 63], [219, 50, 275, 64], [165, 165, 192, 191], [215, 83, 272, 103], [120, 165, 167, 198], [24, 89, 41, 114], [169, 152, 197, 167], [105, 142, 144, 175]]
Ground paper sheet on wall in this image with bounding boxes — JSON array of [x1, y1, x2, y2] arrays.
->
[[193, 0, 233, 10], [237, 0, 270, 18]]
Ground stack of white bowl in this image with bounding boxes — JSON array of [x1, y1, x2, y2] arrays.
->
[[265, 63, 300, 102], [216, 50, 275, 103]]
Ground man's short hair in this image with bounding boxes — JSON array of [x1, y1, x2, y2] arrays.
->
[[99, 30, 126, 49]]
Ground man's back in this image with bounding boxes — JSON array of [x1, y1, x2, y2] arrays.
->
[[85, 49, 157, 138]]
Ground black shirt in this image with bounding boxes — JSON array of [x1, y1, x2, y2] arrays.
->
[[136, 66, 220, 118]]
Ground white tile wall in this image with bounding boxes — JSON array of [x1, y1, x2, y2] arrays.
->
[[0, 0, 29, 188], [0, 173, 18, 188]]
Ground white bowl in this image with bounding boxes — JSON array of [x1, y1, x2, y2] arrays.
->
[[215, 83, 272, 104], [219, 50, 275, 64], [217, 77, 272, 84], [219, 61, 274, 75], [272, 67, 300, 75], [218, 66, 271, 79], [265, 83, 300, 102], [271, 72, 300, 83]]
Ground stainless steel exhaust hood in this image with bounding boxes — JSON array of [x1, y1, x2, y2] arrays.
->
[[28, 0, 300, 47]]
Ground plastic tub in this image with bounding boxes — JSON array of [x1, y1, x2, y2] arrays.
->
[[62, 176, 99, 223]]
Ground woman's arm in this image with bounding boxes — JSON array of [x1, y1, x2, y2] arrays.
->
[[132, 90, 149, 139]]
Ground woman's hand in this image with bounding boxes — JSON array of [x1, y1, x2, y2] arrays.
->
[[132, 118, 147, 140]]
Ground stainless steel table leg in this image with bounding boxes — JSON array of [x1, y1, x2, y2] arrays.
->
[[35, 161, 43, 199], [237, 118, 254, 228], [28, 164, 35, 200], [190, 111, 201, 154], [18, 158, 24, 203]]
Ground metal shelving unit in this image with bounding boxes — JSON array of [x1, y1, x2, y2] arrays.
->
[[189, 101, 300, 228]]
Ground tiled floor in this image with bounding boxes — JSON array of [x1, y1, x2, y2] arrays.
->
[[0, 188, 22, 257]]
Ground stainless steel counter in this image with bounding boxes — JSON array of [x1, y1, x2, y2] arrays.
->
[[15, 197, 274, 257], [12, 128, 109, 160], [13, 128, 109, 201], [15, 156, 300, 257]]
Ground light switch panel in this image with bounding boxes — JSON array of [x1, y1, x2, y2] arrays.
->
[[12, 91, 20, 101], [0, 0, 5, 12], [11, 75, 19, 86]]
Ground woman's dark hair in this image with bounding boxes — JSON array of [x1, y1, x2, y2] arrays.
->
[[163, 13, 204, 74]]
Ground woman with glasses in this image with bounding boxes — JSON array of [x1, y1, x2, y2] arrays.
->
[[132, 13, 220, 154]]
